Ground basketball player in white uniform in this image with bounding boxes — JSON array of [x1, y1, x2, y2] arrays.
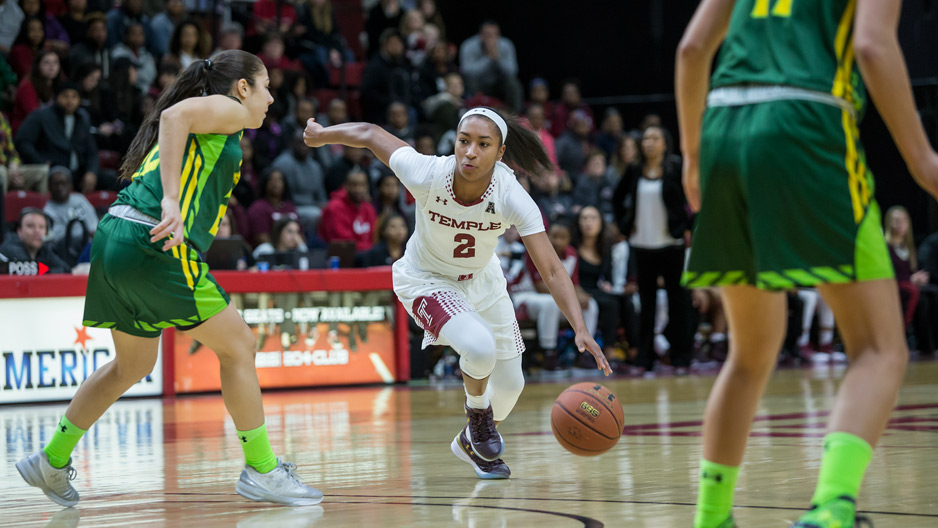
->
[[304, 107, 611, 478]]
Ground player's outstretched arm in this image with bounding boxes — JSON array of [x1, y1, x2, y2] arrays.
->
[[151, 95, 250, 250], [303, 119, 409, 168], [855, 0, 938, 198], [522, 231, 613, 376], [675, 0, 736, 211]]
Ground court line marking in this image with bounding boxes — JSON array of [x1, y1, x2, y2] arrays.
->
[[331, 500, 604, 528], [327, 494, 938, 519]]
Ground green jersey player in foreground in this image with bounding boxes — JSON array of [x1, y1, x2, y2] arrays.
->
[[677, 0, 938, 526]]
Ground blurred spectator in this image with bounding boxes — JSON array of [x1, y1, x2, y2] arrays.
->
[[272, 130, 327, 231], [74, 62, 107, 133], [640, 112, 662, 131], [298, 0, 351, 72], [148, 0, 184, 58], [12, 49, 61, 132], [21, 0, 69, 57], [251, 100, 288, 168], [15, 81, 102, 193], [58, 0, 89, 46], [316, 96, 347, 127], [44, 165, 97, 263], [324, 145, 365, 195], [319, 168, 377, 251], [356, 213, 407, 266], [417, 0, 445, 40], [595, 107, 624, 159], [532, 168, 573, 225], [147, 61, 177, 101], [362, 28, 412, 123], [573, 205, 620, 364], [68, 12, 110, 78], [106, 57, 143, 151], [366, 0, 402, 57], [524, 102, 557, 168], [161, 19, 207, 70], [111, 22, 156, 92], [692, 287, 727, 362], [252, 217, 308, 259], [610, 132, 640, 177], [230, 135, 259, 211], [572, 150, 617, 220], [258, 32, 302, 72], [252, 0, 300, 40], [212, 21, 243, 57], [422, 71, 463, 142], [383, 100, 414, 143], [282, 96, 316, 143], [0, 111, 49, 193], [551, 79, 593, 138], [398, 9, 424, 60], [612, 125, 691, 374], [886, 205, 935, 353], [458, 20, 522, 112], [417, 40, 456, 99], [372, 172, 413, 227], [106, 0, 149, 49], [281, 71, 312, 125], [10, 16, 46, 79], [0, 208, 70, 273], [0, 54, 17, 112], [0, 0, 26, 56], [246, 167, 300, 247], [525, 77, 552, 122], [509, 222, 598, 368], [555, 109, 594, 178], [414, 127, 434, 155]]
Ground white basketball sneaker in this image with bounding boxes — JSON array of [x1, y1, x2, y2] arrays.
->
[[16, 451, 80, 507], [236, 459, 324, 506]]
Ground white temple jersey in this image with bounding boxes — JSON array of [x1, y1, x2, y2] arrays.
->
[[389, 146, 544, 279]]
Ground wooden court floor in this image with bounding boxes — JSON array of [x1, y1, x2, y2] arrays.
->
[[2, 361, 937, 527]]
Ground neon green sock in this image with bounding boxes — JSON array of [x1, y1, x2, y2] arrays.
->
[[43, 415, 87, 469], [810, 432, 873, 506], [237, 423, 278, 474], [694, 459, 740, 528]]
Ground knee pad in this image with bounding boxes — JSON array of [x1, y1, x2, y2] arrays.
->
[[457, 332, 497, 379]]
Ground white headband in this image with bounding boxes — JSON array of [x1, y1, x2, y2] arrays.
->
[[458, 107, 508, 143]]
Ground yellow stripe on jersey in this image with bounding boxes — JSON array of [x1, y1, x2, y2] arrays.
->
[[134, 148, 160, 180], [179, 142, 203, 230], [172, 245, 195, 290], [771, 0, 793, 17], [831, 0, 856, 99], [841, 110, 865, 224]]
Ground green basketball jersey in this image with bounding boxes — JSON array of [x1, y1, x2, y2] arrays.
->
[[711, 0, 865, 115], [115, 131, 243, 252]]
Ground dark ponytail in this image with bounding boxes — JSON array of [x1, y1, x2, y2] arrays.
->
[[119, 49, 265, 180], [460, 107, 554, 176]]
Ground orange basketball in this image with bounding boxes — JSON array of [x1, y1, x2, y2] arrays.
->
[[550, 382, 624, 456]]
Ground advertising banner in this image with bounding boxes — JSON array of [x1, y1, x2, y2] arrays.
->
[[173, 290, 398, 393], [0, 297, 163, 403]]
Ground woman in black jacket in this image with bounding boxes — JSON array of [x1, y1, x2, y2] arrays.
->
[[612, 125, 692, 373]]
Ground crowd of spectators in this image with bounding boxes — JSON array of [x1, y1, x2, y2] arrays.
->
[[0, 0, 933, 377]]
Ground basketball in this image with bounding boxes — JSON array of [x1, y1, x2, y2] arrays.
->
[[550, 383, 624, 456]]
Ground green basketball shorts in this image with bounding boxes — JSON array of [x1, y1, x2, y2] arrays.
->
[[82, 214, 230, 337], [684, 96, 893, 291]]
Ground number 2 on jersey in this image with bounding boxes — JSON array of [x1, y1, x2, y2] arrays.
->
[[751, 0, 793, 18], [453, 234, 476, 259]]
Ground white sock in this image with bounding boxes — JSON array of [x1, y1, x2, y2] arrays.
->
[[465, 384, 491, 409], [710, 332, 726, 343], [797, 334, 809, 347], [819, 329, 834, 345]]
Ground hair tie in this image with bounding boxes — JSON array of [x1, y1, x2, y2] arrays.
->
[[204, 58, 213, 70]]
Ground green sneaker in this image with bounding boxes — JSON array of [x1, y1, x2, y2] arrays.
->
[[791, 496, 873, 528]]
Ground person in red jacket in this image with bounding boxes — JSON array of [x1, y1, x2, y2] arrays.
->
[[319, 168, 377, 251]]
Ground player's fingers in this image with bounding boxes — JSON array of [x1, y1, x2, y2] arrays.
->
[[149, 220, 175, 242]]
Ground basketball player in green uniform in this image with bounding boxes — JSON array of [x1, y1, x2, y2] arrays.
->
[[16, 50, 323, 507], [677, 1, 938, 526]]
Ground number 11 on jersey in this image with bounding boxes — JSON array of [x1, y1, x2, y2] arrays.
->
[[752, 0, 793, 18]]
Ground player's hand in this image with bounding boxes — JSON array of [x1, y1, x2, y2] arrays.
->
[[151, 197, 184, 251], [575, 332, 613, 376], [911, 150, 938, 202], [303, 118, 326, 148], [683, 154, 701, 212]]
